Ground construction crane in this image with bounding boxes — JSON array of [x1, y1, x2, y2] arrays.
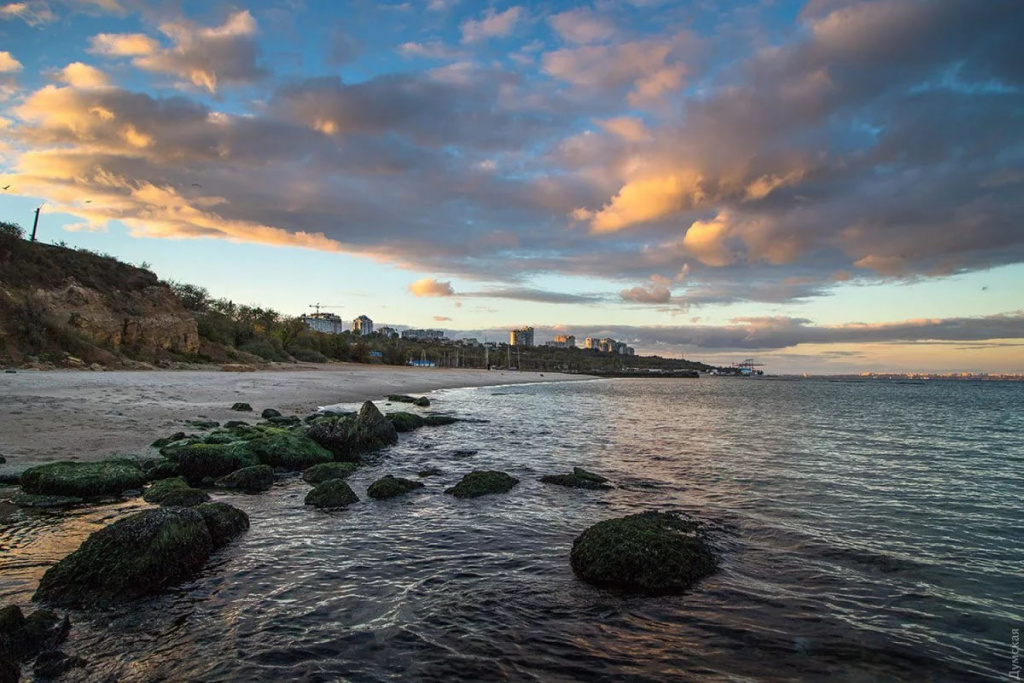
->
[[308, 303, 343, 316], [732, 358, 765, 376]]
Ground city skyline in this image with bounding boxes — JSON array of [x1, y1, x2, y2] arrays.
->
[[1, 0, 1022, 374]]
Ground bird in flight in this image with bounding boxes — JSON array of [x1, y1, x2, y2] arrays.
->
[[1, 185, 9, 190], [191, 183, 202, 188], [84, 200, 92, 204]]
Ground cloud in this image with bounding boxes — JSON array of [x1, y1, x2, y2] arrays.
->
[[0, 51, 22, 73], [548, 7, 616, 44], [598, 116, 650, 143], [0, 1, 56, 25], [90, 10, 267, 92], [409, 278, 455, 296], [463, 287, 603, 304], [620, 281, 671, 304], [398, 41, 464, 60], [433, 315, 452, 321], [53, 62, 111, 89], [461, 6, 521, 43]]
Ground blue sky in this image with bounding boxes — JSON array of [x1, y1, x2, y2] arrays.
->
[[1, 0, 1022, 373]]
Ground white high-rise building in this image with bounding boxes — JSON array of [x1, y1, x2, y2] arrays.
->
[[352, 315, 374, 336]]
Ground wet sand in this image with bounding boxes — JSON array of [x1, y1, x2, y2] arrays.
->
[[0, 364, 590, 466]]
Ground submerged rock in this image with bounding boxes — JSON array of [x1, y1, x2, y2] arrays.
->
[[541, 467, 612, 490], [445, 470, 519, 499], [168, 443, 258, 485], [423, 415, 458, 427], [260, 408, 282, 419], [142, 477, 210, 507], [195, 503, 249, 547], [231, 402, 253, 412], [10, 493, 85, 508], [302, 462, 358, 485], [569, 511, 717, 596], [304, 479, 359, 509], [367, 475, 424, 500], [418, 467, 442, 477], [307, 402, 398, 462], [20, 460, 147, 499], [34, 650, 86, 678], [33, 507, 216, 608], [0, 605, 70, 674], [386, 411, 425, 432], [185, 420, 219, 430], [386, 394, 418, 404], [215, 465, 274, 493]]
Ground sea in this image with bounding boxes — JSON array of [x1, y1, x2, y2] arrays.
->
[[1, 377, 1022, 681]]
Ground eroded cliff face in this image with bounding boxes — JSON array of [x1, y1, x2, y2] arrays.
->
[[32, 282, 199, 354]]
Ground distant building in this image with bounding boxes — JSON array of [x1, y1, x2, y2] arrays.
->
[[457, 338, 481, 347], [402, 328, 447, 341], [303, 313, 344, 335], [614, 342, 628, 355], [626, 346, 635, 356], [377, 326, 398, 339], [584, 337, 597, 350], [352, 315, 374, 336], [510, 326, 534, 347], [550, 334, 576, 348], [599, 338, 615, 353]]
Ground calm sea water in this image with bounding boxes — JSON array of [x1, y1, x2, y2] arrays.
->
[[2, 378, 1022, 681]]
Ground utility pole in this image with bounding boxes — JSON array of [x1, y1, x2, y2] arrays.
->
[[30, 207, 40, 242]]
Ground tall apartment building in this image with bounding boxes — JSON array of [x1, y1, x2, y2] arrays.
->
[[352, 315, 374, 336], [302, 313, 344, 335], [510, 326, 534, 347], [599, 338, 615, 353], [401, 329, 447, 341], [584, 337, 597, 350], [552, 334, 576, 348]]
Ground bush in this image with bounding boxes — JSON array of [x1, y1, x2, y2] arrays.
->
[[0, 220, 24, 240], [239, 337, 291, 362], [289, 347, 328, 363]]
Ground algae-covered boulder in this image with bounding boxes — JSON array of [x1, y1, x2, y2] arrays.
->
[[168, 443, 258, 485], [245, 432, 332, 470], [367, 475, 424, 500], [423, 415, 458, 427], [265, 415, 301, 427], [231, 402, 253, 412], [445, 470, 519, 499], [202, 432, 237, 445], [195, 502, 249, 548], [541, 467, 612, 490], [386, 412, 425, 432], [386, 394, 417, 404], [146, 458, 180, 481], [570, 512, 717, 596], [304, 479, 359, 509], [302, 462, 358, 485], [10, 493, 85, 508], [261, 408, 282, 419], [185, 420, 219, 430], [215, 465, 274, 493], [151, 432, 186, 448], [307, 401, 398, 462], [143, 477, 210, 507], [20, 460, 147, 499], [33, 507, 216, 608]]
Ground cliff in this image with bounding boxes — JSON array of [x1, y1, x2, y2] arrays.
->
[[0, 233, 200, 367]]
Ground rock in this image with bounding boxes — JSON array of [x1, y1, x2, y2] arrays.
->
[[367, 475, 424, 500], [33, 507, 215, 609], [413, 397, 431, 407], [423, 415, 458, 427], [0, 470, 21, 486], [386, 411, 425, 432], [0, 605, 27, 660], [260, 408, 282, 419], [0, 456, 6, 464], [304, 479, 359, 509], [418, 467, 442, 477], [307, 401, 398, 462], [452, 449, 477, 458], [34, 650, 86, 679], [9, 493, 85, 508], [142, 477, 210, 506], [386, 394, 418, 403], [23, 610, 70, 652], [202, 432, 237, 445], [168, 443, 258, 485], [223, 420, 249, 429], [150, 432, 187, 448], [215, 465, 274, 493], [195, 503, 249, 548], [185, 420, 219, 430], [540, 468, 612, 490], [302, 462, 357, 484], [265, 415, 301, 427], [445, 471, 519, 499], [231, 402, 253, 412], [569, 512, 717, 595], [146, 459, 180, 480], [244, 432, 333, 470], [20, 460, 147, 499]]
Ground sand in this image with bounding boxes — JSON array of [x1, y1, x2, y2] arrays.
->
[[0, 364, 590, 466]]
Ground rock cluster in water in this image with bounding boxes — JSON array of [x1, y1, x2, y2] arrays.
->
[[445, 470, 519, 499], [305, 479, 359, 509], [367, 475, 424, 500], [20, 460, 147, 499], [570, 511, 717, 596], [0, 604, 74, 680], [540, 467, 613, 490]]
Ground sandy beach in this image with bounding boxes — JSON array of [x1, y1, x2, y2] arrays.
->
[[0, 364, 589, 466]]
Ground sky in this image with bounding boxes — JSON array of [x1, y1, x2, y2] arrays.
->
[[0, 0, 1022, 374]]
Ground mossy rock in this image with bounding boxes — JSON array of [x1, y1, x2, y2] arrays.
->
[[231, 402, 253, 412], [387, 411, 425, 432], [265, 415, 302, 427], [150, 432, 186, 448], [302, 462, 358, 485], [169, 443, 258, 485], [423, 415, 458, 427], [413, 397, 430, 407], [223, 420, 249, 429], [202, 432, 237, 445], [215, 465, 274, 493], [418, 467, 442, 477], [304, 479, 359, 509], [445, 470, 519, 499], [386, 394, 418, 403], [541, 467, 612, 490], [307, 402, 398, 462], [20, 460, 147, 499], [367, 475, 424, 500], [185, 420, 219, 430], [146, 459, 180, 481], [10, 492, 85, 508], [33, 507, 216, 609], [570, 512, 717, 596], [260, 408, 282, 419], [195, 502, 249, 547], [244, 433, 333, 470], [143, 477, 210, 507]]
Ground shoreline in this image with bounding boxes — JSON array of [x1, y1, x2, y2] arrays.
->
[[0, 364, 592, 466]]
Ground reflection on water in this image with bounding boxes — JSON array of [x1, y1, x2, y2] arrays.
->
[[1, 378, 1021, 681]]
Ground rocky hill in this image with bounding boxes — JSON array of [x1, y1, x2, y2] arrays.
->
[[0, 229, 201, 368]]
